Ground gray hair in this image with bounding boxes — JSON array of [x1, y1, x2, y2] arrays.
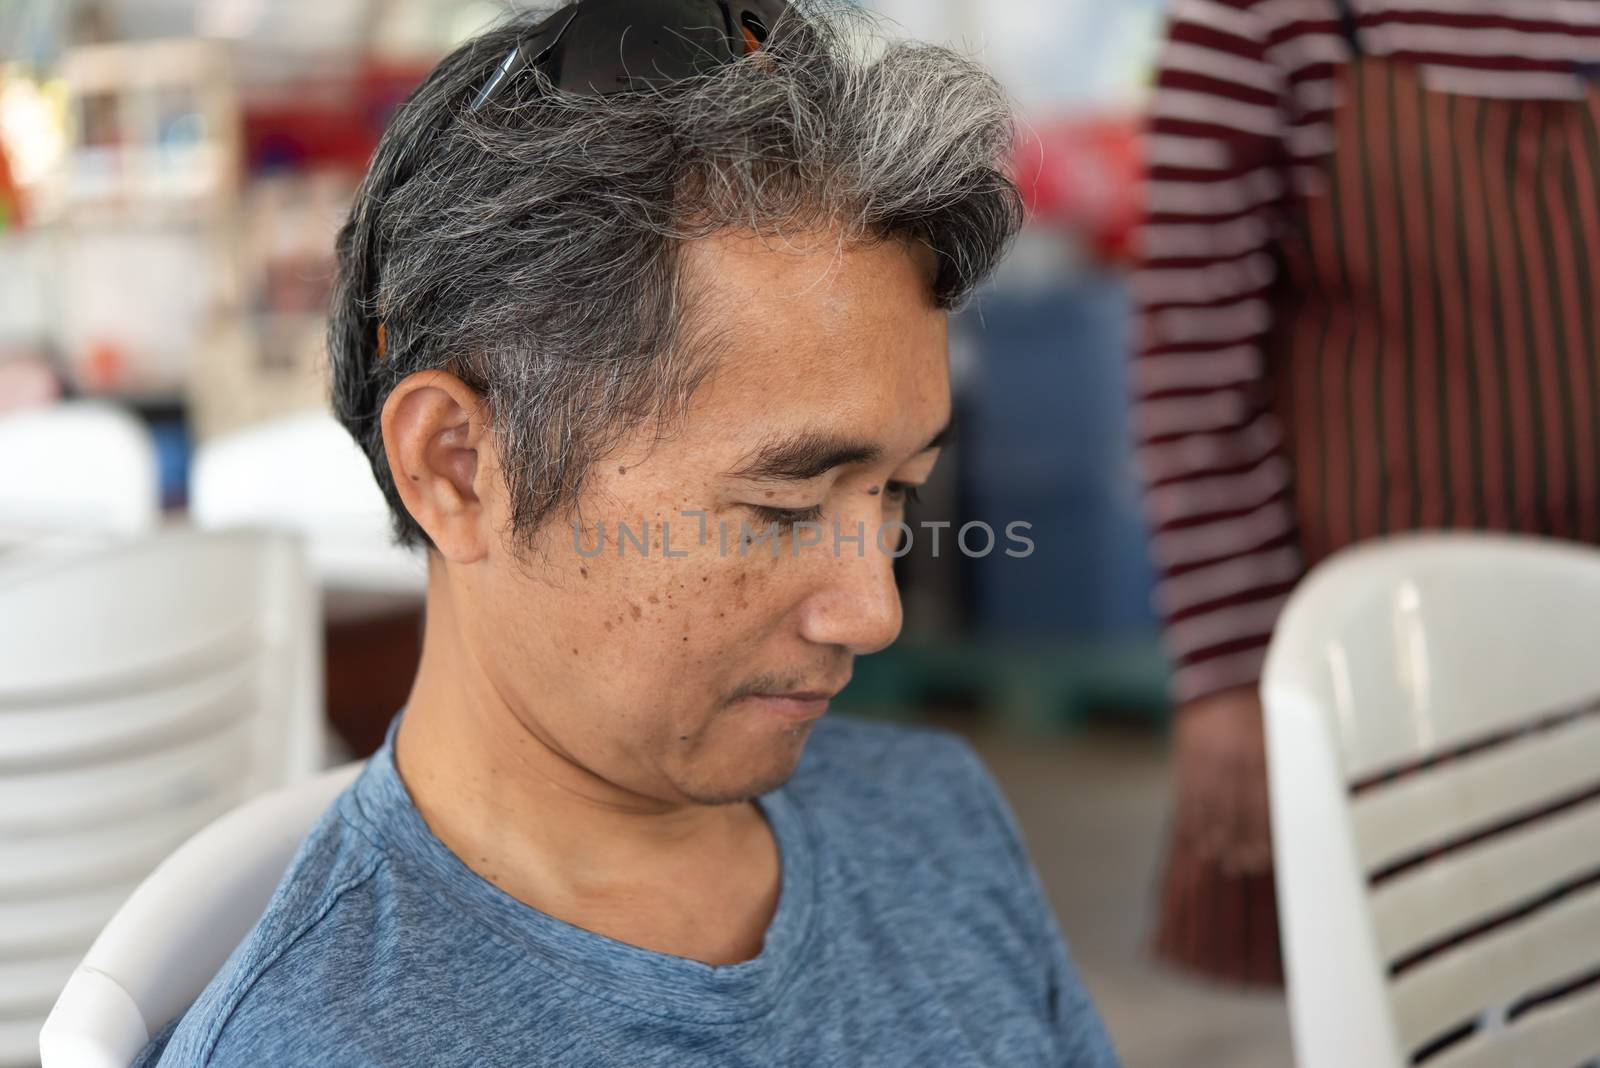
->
[[328, 1, 1025, 551]]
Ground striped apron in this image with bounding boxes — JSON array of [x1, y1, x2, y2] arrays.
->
[[1269, 8, 1600, 568]]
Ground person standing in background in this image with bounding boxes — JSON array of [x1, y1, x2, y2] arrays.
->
[[1135, 0, 1600, 984]]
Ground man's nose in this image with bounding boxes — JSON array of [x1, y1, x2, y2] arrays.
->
[[794, 525, 904, 656]]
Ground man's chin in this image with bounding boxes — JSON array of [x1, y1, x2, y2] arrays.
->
[[680, 726, 816, 805]]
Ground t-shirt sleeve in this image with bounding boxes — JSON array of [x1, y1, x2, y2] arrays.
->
[[128, 858, 390, 1068], [936, 736, 1123, 1067]]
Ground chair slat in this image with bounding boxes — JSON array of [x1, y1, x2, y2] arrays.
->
[[1, 792, 236, 894], [1390, 882, 1600, 1051], [0, 953, 78, 1015], [0, 719, 255, 833], [0, 658, 258, 770], [0, 885, 135, 955], [0, 619, 257, 710], [1370, 801, 1600, 963], [1350, 713, 1600, 875], [1427, 984, 1600, 1068]]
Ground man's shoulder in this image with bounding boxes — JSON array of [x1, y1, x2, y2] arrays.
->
[[133, 803, 396, 1067]]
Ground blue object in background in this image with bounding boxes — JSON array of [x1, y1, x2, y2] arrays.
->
[[957, 270, 1157, 640], [148, 417, 191, 511]]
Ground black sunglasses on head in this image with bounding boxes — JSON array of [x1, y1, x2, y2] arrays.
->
[[471, 0, 792, 110]]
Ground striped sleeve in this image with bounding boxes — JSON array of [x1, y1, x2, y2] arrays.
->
[[1134, 0, 1302, 705]]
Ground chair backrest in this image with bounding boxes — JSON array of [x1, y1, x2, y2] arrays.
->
[[0, 402, 160, 541], [189, 412, 425, 597], [0, 530, 323, 1068], [37, 763, 364, 1068], [1262, 534, 1600, 1068]]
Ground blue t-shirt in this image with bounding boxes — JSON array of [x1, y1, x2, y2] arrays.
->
[[135, 714, 1121, 1067]]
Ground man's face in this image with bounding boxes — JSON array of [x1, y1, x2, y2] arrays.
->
[[458, 230, 951, 806]]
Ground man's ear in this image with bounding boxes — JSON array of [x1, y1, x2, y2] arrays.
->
[[381, 371, 496, 564]]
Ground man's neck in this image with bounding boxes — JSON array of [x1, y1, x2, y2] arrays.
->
[[392, 583, 781, 963]]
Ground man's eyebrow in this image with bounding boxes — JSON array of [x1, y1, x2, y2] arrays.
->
[[727, 415, 955, 483]]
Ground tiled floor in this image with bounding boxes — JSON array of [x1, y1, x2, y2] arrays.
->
[[966, 724, 1294, 1068]]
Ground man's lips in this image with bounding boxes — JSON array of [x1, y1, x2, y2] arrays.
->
[[734, 687, 843, 721]]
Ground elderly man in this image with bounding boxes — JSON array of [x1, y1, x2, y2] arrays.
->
[[135, 2, 1119, 1065]]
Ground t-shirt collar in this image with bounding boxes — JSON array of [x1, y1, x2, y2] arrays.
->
[[343, 710, 818, 1023]]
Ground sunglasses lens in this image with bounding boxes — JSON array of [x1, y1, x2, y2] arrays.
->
[[556, 7, 738, 93], [482, 0, 792, 103]]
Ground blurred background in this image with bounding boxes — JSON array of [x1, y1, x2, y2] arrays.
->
[[0, 1, 1290, 1065]]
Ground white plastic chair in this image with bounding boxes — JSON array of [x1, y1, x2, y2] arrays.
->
[[0, 401, 160, 543], [1262, 533, 1600, 1068], [0, 530, 324, 1067], [189, 412, 426, 600], [37, 762, 363, 1068]]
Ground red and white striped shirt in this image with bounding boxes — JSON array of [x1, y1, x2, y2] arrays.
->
[[1137, 0, 1600, 705]]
